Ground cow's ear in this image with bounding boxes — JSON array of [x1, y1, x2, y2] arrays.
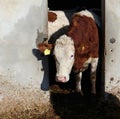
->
[[37, 43, 53, 55]]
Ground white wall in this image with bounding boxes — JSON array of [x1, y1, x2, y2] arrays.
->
[[0, 0, 48, 89], [0, 1, 50, 114], [105, 0, 120, 98]]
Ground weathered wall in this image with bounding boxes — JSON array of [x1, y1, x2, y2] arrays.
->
[[105, 0, 120, 98], [0, 0, 50, 114]]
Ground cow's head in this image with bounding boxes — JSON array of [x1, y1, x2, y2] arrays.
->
[[54, 35, 75, 83]]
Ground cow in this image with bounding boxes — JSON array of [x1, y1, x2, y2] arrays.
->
[[54, 10, 99, 94], [37, 10, 99, 95]]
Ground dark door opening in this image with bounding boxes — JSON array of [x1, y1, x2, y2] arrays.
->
[[48, 0, 101, 10]]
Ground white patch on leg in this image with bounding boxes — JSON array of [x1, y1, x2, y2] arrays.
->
[[76, 72, 83, 95], [90, 58, 99, 94]]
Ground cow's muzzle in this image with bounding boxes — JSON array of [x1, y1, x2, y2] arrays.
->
[[56, 76, 68, 83]]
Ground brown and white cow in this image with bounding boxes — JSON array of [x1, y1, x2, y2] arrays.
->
[[54, 10, 99, 94], [37, 10, 99, 95]]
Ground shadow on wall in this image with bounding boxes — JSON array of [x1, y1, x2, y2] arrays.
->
[[50, 92, 120, 119]]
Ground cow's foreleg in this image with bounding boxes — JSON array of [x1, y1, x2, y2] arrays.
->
[[75, 72, 83, 95], [90, 58, 98, 94]]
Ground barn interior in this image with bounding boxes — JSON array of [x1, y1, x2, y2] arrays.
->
[[48, 2, 104, 117]]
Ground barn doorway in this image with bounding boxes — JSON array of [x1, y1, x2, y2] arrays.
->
[[41, 1, 120, 119], [48, 0, 106, 118]]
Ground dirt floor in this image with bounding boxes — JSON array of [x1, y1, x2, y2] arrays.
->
[[0, 82, 120, 119], [0, 79, 55, 119]]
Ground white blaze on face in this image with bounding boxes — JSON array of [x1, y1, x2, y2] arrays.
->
[[54, 35, 75, 83]]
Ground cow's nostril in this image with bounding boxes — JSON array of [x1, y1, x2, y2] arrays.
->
[[57, 76, 67, 83]]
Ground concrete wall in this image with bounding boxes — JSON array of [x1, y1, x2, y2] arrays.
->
[[0, 0, 47, 88], [0, 0, 50, 113], [105, 0, 120, 98]]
